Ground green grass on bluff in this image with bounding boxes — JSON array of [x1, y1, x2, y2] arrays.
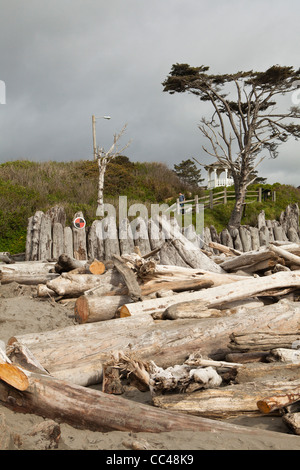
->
[[0, 159, 299, 254]]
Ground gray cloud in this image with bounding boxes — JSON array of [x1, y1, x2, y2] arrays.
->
[[0, 0, 299, 185]]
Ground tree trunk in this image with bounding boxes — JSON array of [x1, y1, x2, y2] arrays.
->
[[96, 159, 107, 217], [228, 174, 248, 229]]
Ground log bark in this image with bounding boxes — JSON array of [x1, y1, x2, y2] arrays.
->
[[75, 294, 132, 323], [25, 216, 34, 261], [141, 278, 214, 296], [119, 271, 300, 318], [159, 217, 225, 273], [30, 211, 44, 261], [119, 218, 135, 255], [229, 331, 300, 352], [63, 227, 73, 258], [47, 271, 122, 297], [52, 222, 64, 260], [208, 241, 241, 256], [132, 216, 152, 256], [102, 216, 120, 260], [0, 262, 58, 285], [0, 252, 15, 264], [87, 220, 104, 261], [54, 254, 87, 273], [112, 254, 142, 301], [38, 213, 52, 261], [162, 298, 263, 320], [153, 379, 300, 419], [0, 366, 292, 437], [219, 247, 279, 272], [37, 284, 58, 298], [269, 244, 300, 267]]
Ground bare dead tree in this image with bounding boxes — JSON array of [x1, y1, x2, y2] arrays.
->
[[96, 124, 131, 217]]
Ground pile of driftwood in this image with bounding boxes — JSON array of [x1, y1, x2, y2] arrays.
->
[[2, 219, 300, 438]]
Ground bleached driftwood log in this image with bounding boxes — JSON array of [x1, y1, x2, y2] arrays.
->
[[112, 254, 142, 301], [158, 217, 225, 273], [229, 331, 300, 352], [219, 247, 280, 273], [0, 358, 295, 437], [0, 262, 58, 285], [267, 348, 300, 363], [8, 300, 300, 387], [269, 244, 300, 267], [162, 298, 264, 320], [47, 271, 122, 297], [119, 270, 300, 318], [153, 379, 300, 419]]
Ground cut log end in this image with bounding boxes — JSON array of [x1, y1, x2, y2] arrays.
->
[[0, 363, 29, 391], [74, 296, 89, 324], [89, 260, 106, 275], [119, 306, 131, 318], [256, 400, 272, 414]]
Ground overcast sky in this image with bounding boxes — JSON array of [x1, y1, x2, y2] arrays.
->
[[0, 0, 299, 185]]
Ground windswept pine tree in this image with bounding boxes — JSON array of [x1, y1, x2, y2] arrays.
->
[[163, 64, 300, 228]]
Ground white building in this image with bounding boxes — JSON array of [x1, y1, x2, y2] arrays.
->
[[205, 162, 234, 189]]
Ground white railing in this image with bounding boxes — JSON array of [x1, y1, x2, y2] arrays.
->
[[207, 178, 234, 189]]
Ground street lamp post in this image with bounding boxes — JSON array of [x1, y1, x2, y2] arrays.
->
[[92, 115, 111, 160]]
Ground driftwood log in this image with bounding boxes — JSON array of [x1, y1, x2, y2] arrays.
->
[[74, 294, 132, 323], [54, 254, 105, 275], [153, 379, 300, 419], [257, 386, 300, 414], [1, 342, 299, 438], [7, 300, 300, 387], [119, 270, 300, 318], [0, 262, 58, 285], [1, 367, 295, 436], [46, 270, 124, 298]]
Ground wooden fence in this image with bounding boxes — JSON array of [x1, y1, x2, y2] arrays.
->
[[176, 187, 276, 213]]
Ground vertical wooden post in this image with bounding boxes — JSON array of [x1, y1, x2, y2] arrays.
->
[[224, 187, 227, 204], [258, 187, 262, 203], [176, 198, 180, 215], [195, 195, 199, 214], [272, 191, 276, 202], [209, 191, 213, 209]]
